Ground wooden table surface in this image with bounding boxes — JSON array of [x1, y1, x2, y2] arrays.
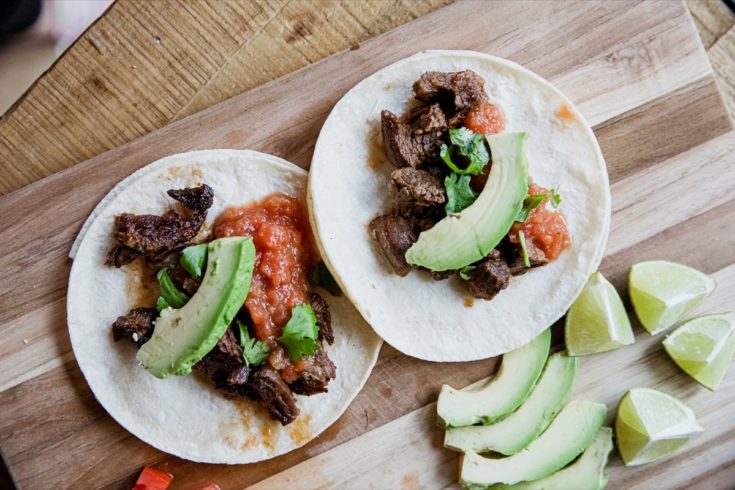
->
[[0, 1, 734, 489]]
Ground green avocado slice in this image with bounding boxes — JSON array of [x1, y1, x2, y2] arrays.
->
[[137, 237, 256, 378], [459, 400, 608, 488], [444, 352, 578, 455], [405, 132, 529, 271], [486, 427, 614, 490], [437, 329, 550, 428]]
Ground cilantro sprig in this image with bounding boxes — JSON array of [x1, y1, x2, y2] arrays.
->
[[278, 304, 320, 361], [518, 230, 531, 268], [515, 188, 562, 222], [458, 265, 476, 281], [180, 243, 208, 278], [238, 319, 269, 366], [444, 173, 478, 214], [440, 127, 490, 176], [311, 261, 342, 297], [155, 268, 189, 311]]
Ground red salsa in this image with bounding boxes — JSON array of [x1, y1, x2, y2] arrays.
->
[[464, 100, 505, 135], [214, 193, 316, 341], [508, 183, 571, 261]]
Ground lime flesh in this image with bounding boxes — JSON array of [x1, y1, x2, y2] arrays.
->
[[663, 313, 735, 391], [629, 261, 716, 335], [565, 272, 634, 355], [615, 388, 703, 466]]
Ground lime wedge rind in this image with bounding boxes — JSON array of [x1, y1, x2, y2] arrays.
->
[[663, 313, 735, 391], [565, 272, 634, 356]]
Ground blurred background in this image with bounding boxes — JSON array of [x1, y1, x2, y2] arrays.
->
[[1, 0, 113, 113]]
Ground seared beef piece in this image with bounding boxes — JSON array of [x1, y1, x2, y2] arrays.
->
[[167, 184, 214, 214], [113, 210, 206, 256], [107, 185, 213, 266], [290, 345, 337, 396], [309, 292, 334, 345], [407, 103, 448, 134], [194, 328, 244, 386], [462, 250, 511, 300], [381, 110, 444, 168], [111, 307, 157, 346], [368, 215, 417, 277], [429, 269, 453, 281], [105, 245, 142, 267], [224, 365, 251, 388], [413, 70, 488, 123], [145, 247, 185, 270], [390, 168, 446, 209], [167, 264, 202, 296], [247, 367, 300, 425], [507, 241, 549, 276]]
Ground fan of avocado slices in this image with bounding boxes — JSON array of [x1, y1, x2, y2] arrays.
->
[[438, 329, 615, 489]]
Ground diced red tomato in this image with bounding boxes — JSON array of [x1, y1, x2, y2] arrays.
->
[[132, 467, 173, 490]]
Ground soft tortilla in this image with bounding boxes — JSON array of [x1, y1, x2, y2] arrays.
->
[[308, 50, 610, 362], [67, 149, 382, 463]]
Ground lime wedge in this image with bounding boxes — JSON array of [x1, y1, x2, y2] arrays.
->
[[663, 313, 735, 391], [629, 261, 716, 335], [565, 272, 634, 356], [615, 388, 703, 466]]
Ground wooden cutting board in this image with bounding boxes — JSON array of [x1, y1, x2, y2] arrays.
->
[[1, 1, 733, 488]]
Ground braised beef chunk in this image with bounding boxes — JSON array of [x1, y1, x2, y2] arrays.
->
[[429, 269, 453, 281], [309, 292, 334, 345], [290, 346, 337, 396], [247, 367, 300, 425], [462, 250, 511, 300], [413, 70, 488, 120], [111, 307, 157, 346], [224, 365, 251, 388], [167, 264, 202, 296], [368, 215, 417, 277], [408, 103, 447, 134], [105, 245, 141, 267], [194, 328, 244, 386], [507, 241, 548, 276], [390, 168, 446, 210], [167, 184, 214, 213], [381, 110, 443, 168], [113, 210, 206, 256]]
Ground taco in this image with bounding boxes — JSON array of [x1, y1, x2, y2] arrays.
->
[[67, 150, 381, 463], [308, 50, 610, 362]]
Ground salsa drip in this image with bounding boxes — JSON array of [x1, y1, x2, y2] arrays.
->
[[214, 193, 317, 341], [509, 183, 571, 261]]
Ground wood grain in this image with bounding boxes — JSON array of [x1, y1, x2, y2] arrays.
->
[[0, 1, 733, 489]]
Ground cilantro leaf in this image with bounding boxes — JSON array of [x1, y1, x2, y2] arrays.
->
[[439, 128, 490, 176], [444, 173, 478, 214], [516, 193, 548, 222], [238, 320, 269, 366], [155, 268, 189, 311], [458, 265, 476, 281], [180, 243, 208, 278], [277, 304, 320, 361], [550, 188, 561, 208], [518, 230, 531, 268], [311, 261, 342, 296]]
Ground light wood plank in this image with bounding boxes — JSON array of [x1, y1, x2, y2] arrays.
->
[[251, 264, 735, 490]]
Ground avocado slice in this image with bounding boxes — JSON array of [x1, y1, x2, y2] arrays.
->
[[459, 400, 608, 488], [405, 132, 529, 271], [137, 237, 256, 378], [486, 427, 614, 490], [444, 352, 578, 455], [437, 329, 550, 428]]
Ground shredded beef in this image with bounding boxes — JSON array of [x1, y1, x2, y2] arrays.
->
[[413, 70, 488, 122], [390, 167, 446, 210], [368, 215, 417, 277], [309, 292, 334, 345], [167, 264, 202, 296], [381, 110, 443, 168], [462, 250, 511, 300], [111, 307, 157, 346], [167, 185, 214, 213], [246, 367, 300, 425], [289, 345, 337, 396]]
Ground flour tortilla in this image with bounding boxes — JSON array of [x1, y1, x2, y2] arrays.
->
[[308, 50, 610, 362], [67, 150, 382, 463]]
